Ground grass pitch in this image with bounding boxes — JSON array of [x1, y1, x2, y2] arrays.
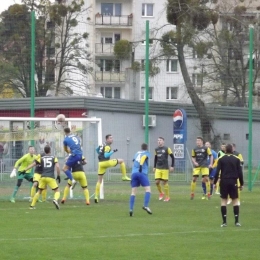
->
[[1, 182, 260, 260]]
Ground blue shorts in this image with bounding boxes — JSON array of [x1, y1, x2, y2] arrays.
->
[[209, 168, 217, 179], [66, 154, 82, 168], [131, 172, 150, 188]]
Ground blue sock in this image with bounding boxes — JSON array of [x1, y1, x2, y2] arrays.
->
[[129, 195, 135, 211], [64, 170, 73, 181], [144, 192, 151, 207], [202, 182, 206, 194], [210, 183, 213, 195]]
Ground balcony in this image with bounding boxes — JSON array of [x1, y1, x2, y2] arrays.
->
[[95, 43, 115, 54], [95, 14, 133, 26], [95, 71, 125, 82]]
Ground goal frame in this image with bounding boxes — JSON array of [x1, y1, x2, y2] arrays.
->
[[0, 116, 104, 199]]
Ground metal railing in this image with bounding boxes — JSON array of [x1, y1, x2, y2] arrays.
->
[[95, 14, 133, 26], [95, 71, 125, 82], [95, 43, 115, 54]]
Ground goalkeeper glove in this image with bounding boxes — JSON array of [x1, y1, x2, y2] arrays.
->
[[10, 169, 17, 178], [113, 149, 118, 153], [56, 176, 61, 183], [139, 165, 142, 173]]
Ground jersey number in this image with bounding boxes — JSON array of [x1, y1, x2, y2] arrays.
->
[[72, 137, 79, 145], [43, 158, 52, 168], [135, 154, 141, 162]]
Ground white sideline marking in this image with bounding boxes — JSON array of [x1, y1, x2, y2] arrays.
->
[[0, 229, 259, 242]]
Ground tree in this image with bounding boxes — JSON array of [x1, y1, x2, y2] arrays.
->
[[203, 2, 260, 107], [0, 0, 92, 97], [164, 0, 218, 140]]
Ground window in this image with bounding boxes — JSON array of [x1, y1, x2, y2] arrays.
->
[[101, 37, 113, 44], [192, 73, 203, 86], [101, 3, 121, 16], [46, 59, 55, 82], [100, 60, 120, 72], [100, 87, 121, 99], [141, 87, 154, 100], [142, 4, 154, 17], [166, 60, 178, 72], [166, 87, 178, 100], [114, 33, 121, 42], [101, 34, 121, 44]]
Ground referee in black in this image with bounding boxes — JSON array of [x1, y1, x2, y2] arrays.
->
[[214, 143, 244, 227]]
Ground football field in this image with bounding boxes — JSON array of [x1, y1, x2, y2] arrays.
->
[[1, 182, 260, 260]]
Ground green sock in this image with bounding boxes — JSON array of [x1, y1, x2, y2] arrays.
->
[[11, 186, 19, 198]]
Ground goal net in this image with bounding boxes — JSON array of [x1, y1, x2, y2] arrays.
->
[[0, 116, 103, 201]]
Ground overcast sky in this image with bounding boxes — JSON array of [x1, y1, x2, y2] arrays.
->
[[0, 0, 22, 13]]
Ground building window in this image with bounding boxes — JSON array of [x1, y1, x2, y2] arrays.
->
[[141, 87, 154, 100], [192, 73, 203, 86], [166, 87, 178, 100], [166, 60, 178, 72], [101, 3, 122, 16], [100, 86, 121, 99], [142, 4, 153, 17], [100, 60, 120, 72], [46, 59, 55, 82]]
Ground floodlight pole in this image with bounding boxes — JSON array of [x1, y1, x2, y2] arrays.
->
[[248, 25, 254, 191], [145, 20, 150, 144], [30, 11, 36, 145]]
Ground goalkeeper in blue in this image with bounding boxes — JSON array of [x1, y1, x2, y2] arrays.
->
[[129, 143, 152, 217]]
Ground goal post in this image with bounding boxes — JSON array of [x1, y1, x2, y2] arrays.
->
[[0, 116, 104, 200]]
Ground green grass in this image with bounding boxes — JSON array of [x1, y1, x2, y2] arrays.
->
[[1, 182, 260, 260]]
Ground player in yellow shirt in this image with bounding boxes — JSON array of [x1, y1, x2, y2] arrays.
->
[[10, 146, 37, 203]]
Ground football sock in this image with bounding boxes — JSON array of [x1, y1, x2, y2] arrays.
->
[[221, 206, 227, 223], [233, 205, 239, 223], [64, 170, 73, 181], [95, 182, 101, 198], [129, 195, 135, 211], [120, 162, 127, 177], [11, 186, 19, 198], [54, 191, 60, 201], [216, 181, 220, 193], [84, 189, 90, 203], [30, 186, 36, 199], [164, 183, 169, 198], [41, 189, 47, 202], [202, 182, 206, 194], [31, 192, 40, 207], [63, 186, 70, 200], [144, 192, 151, 207], [210, 183, 213, 195], [191, 181, 196, 193], [206, 181, 210, 195], [156, 183, 163, 193]]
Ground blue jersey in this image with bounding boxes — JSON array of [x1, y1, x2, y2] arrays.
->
[[63, 134, 82, 155], [132, 150, 150, 175], [208, 149, 217, 165]]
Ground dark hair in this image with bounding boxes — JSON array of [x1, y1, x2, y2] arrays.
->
[[106, 134, 112, 140], [44, 145, 51, 154], [197, 136, 204, 142], [158, 137, 164, 141], [141, 143, 148, 150], [226, 144, 233, 153], [64, 127, 70, 134]]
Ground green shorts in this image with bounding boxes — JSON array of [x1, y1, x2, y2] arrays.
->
[[17, 171, 34, 181]]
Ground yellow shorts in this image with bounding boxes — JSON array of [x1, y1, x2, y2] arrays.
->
[[33, 173, 41, 182], [193, 167, 209, 176], [39, 177, 58, 190], [68, 171, 87, 187], [155, 169, 169, 180], [98, 159, 118, 175]]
